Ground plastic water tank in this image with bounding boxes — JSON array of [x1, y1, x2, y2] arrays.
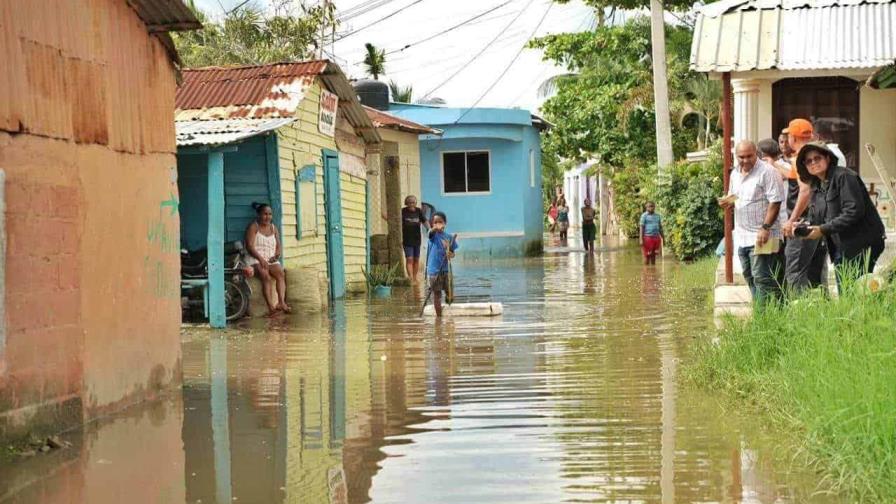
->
[[353, 79, 389, 111]]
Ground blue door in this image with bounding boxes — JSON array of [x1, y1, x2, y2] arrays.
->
[[323, 149, 345, 299]]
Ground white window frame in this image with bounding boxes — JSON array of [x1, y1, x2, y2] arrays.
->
[[440, 150, 492, 196], [529, 149, 535, 188]]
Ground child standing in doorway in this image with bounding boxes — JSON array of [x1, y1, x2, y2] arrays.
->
[[426, 212, 458, 317], [639, 202, 664, 265], [401, 195, 428, 282], [581, 198, 597, 253]]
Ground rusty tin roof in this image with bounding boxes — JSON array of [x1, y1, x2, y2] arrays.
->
[[364, 106, 440, 135], [176, 61, 380, 144], [127, 0, 202, 32]]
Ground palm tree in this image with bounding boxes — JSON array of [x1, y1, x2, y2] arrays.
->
[[388, 80, 413, 103], [363, 43, 386, 80], [678, 75, 722, 150]]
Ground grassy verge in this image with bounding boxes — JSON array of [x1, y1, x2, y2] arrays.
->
[[666, 255, 718, 308], [687, 274, 896, 501]]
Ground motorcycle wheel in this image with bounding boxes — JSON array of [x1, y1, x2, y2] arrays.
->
[[224, 279, 249, 321]]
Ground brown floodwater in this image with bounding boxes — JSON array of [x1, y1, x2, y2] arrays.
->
[[1, 240, 844, 504]]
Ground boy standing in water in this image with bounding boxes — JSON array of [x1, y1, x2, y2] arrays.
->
[[639, 202, 664, 265], [581, 198, 597, 253], [426, 212, 458, 317]]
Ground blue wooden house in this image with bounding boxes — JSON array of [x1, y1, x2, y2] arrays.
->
[[388, 104, 548, 257]]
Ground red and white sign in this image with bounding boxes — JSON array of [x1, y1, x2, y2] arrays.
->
[[319, 89, 338, 137]]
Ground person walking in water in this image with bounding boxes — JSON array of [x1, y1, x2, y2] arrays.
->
[[244, 202, 291, 315], [639, 202, 664, 265], [547, 199, 559, 234], [426, 212, 458, 317], [401, 195, 428, 282], [581, 198, 597, 253], [556, 197, 570, 242]]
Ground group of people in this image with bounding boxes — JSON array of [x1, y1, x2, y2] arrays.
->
[[548, 197, 665, 264], [547, 197, 600, 253], [239, 195, 458, 317], [721, 118, 886, 304]]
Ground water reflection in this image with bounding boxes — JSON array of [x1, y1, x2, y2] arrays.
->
[[1, 244, 843, 503]]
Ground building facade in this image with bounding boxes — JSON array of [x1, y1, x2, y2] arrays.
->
[[388, 105, 547, 258], [0, 0, 200, 441], [691, 0, 896, 230], [175, 61, 381, 322]]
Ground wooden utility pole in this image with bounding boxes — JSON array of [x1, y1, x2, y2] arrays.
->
[[649, 0, 674, 170], [722, 72, 734, 284]]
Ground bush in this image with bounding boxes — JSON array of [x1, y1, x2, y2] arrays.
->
[[611, 163, 656, 238], [653, 141, 724, 260]]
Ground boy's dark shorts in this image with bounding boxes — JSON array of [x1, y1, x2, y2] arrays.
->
[[403, 245, 421, 258], [428, 273, 448, 292]]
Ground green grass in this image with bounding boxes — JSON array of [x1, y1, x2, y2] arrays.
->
[[688, 272, 896, 501], [666, 255, 719, 308]]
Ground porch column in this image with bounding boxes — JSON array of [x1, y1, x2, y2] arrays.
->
[[207, 151, 226, 328], [732, 79, 761, 142]]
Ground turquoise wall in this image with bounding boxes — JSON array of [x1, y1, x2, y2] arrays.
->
[[177, 135, 274, 251], [389, 104, 544, 257]]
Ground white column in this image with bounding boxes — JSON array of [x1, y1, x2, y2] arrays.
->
[[732, 79, 762, 143]]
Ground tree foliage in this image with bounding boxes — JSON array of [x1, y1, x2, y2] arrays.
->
[[389, 80, 413, 103], [173, 0, 337, 67], [530, 17, 699, 168], [363, 43, 386, 80]]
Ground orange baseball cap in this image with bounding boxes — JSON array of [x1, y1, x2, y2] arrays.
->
[[783, 118, 813, 139]]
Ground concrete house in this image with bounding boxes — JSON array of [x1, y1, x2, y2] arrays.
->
[[691, 0, 896, 229], [175, 61, 381, 325], [388, 104, 548, 258], [0, 0, 200, 441], [363, 103, 440, 270]]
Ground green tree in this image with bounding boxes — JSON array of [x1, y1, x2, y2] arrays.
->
[[363, 43, 386, 80], [173, 0, 337, 67], [388, 80, 413, 103], [679, 75, 722, 150]]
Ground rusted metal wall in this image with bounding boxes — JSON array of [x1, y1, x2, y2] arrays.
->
[[0, 0, 182, 441]]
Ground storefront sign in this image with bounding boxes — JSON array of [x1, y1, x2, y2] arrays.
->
[[319, 89, 338, 137]]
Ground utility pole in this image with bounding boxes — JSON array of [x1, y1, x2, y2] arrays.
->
[[649, 0, 674, 170]]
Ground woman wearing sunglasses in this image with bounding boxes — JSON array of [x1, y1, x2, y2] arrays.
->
[[796, 142, 886, 282]]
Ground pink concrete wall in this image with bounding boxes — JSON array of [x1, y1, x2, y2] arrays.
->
[[0, 0, 182, 439]]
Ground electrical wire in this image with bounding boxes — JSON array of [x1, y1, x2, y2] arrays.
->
[[455, 0, 553, 121], [419, 0, 538, 101], [381, 0, 515, 57], [335, 0, 427, 41], [337, 0, 399, 22]]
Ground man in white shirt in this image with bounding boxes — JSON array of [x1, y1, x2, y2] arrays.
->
[[720, 140, 786, 305]]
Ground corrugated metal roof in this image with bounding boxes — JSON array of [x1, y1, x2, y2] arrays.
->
[[175, 118, 295, 146], [176, 60, 381, 144], [691, 0, 896, 72], [126, 0, 202, 32], [364, 106, 440, 135]]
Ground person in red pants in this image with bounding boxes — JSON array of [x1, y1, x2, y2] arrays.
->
[[639, 202, 664, 265]]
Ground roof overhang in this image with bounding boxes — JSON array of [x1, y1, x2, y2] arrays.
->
[[319, 63, 382, 145], [690, 0, 896, 73], [175, 118, 296, 147]]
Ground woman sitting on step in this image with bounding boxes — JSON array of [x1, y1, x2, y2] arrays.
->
[[244, 202, 291, 315]]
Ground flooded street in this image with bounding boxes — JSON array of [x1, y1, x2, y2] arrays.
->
[[2, 241, 839, 503]]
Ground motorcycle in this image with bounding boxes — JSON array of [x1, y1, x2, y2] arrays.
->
[[181, 241, 251, 322]]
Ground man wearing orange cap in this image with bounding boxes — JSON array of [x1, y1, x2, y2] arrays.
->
[[778, 118, 827, 291]]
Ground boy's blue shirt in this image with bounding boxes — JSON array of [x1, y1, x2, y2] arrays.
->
[[640, 212, 662, 236], [426, 230, 458, 276]]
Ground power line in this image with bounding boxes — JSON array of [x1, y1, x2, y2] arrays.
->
[[337, 0, 399, 22], [381, 0, 515, 58], [335, 0, 427, 41], [419, 0, 538, 101], [456, 0, 553, 121]]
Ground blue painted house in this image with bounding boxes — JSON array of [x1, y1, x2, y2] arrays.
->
[[388, 104, 548, 257]]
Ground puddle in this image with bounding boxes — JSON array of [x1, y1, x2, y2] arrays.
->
[[0, 240, 843, 503]]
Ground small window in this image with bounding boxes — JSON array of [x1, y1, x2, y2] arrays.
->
[[529, 149, 535, 188], [442, 151, 490, 194], [296, 165, 317, 239]]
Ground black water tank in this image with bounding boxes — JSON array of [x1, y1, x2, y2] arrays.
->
[[353, 79, 389, 110]]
